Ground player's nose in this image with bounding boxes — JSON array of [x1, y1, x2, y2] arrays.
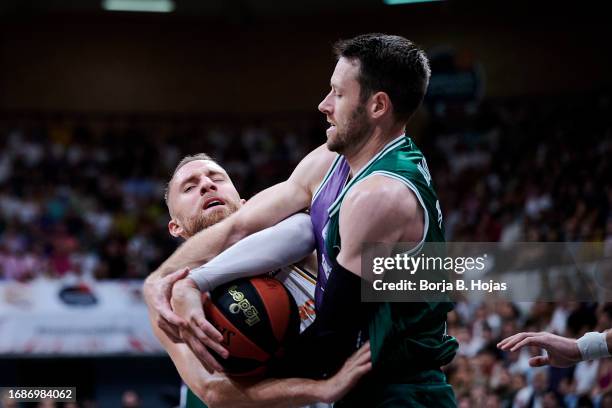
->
[[200, 177, 217, 195], [318, 91, 333, 115]]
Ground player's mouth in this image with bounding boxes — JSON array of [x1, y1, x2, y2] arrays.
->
[[202, 197, 226, 212], [326, 120, 337, 137]]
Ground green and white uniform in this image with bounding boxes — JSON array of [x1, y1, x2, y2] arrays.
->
[[312, 134, 458, 407]]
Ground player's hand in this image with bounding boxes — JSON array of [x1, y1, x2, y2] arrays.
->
[[497, 332, 581, 367], [144, 268, 190, 343], [171, 277, 229, 373], [315, 341, 372, 403]]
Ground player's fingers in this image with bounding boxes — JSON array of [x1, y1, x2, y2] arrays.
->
[[497, 332, 532, 348], [195, 345, 224, 373], [498, 332, 538, 350], [190, 324, 228, 358], [348, 341, 370, 362], [529, 355, 550, 367], [158, 317, 183, 343], [511, 336, 545, 352], [358, 350, 372, 365], [356, 362, 373, 375], [357, 341, 371, 354], [351, 347, 372, 366], [164, 267, 190, 284], [159, 304, 187, 330], [195, 318, 224, 343], [347, 361, 372, 386], [497, 332, 527, 349], [183, 331, 223, 373]]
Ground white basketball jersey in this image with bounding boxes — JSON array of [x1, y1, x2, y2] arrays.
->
[[272, 264, 332, 408], [272, 265, 317, 333]]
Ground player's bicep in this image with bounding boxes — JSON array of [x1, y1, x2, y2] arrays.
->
[[336, 176, 423, 276], [232, 181, 309, 237]]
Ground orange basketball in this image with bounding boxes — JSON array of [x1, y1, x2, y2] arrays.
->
[[203, 275, 300, 376]]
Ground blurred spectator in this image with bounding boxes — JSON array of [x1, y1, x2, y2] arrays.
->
[[601, 390, 612, 408], [121, 390, 141, 408]]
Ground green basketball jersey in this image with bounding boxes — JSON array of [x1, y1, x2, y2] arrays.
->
[[324, 135, 458, 406]]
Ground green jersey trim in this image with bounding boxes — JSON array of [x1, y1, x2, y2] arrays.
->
[[328, 134, 407, 215], [311, 153, 342, 204]]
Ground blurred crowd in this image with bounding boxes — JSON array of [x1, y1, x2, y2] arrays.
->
[[428, 94, 612, 407], [0, 116, 319, 281], [446, 301, 612, 408], [0, 92, 611, 407]]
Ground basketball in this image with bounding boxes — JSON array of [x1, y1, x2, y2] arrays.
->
[[203, 275, 300, 376]]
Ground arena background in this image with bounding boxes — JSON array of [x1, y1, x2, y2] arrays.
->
[[0, 0, 611, 407]]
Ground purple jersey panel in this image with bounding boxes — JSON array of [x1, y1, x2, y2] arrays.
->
[[310, 157, 350, 310]]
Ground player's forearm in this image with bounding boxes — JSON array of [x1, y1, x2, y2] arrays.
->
[[188, 213, 315, 292], [203, 376, 324, 408], [156, 212, 246, 277]]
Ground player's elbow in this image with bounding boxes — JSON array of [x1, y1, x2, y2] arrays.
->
[[191, 382, 217, 407], [190, 379, 231, 408], [197, 387, 229, 408]]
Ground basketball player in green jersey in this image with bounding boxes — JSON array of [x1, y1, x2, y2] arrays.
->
[[145, 154, 371, 408], [148, 33, 458, 406]]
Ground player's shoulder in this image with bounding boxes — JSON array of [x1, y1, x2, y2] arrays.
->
[[348, 174, 416, 205], [343, 174, 419, 220], [291, 143, 338, 193], [303, 143, 337, 169]]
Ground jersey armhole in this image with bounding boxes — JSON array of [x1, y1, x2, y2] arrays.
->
[[311, 154, 341, 204]]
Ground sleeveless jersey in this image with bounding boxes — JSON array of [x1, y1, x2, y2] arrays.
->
[[310, 155, 351, 310], [310, 134, 458, 405]]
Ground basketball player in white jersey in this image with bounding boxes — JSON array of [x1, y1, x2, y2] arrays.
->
[[144, 153, 371, 408]]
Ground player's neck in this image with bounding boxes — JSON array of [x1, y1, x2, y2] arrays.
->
[[344, 126, 404, 176]]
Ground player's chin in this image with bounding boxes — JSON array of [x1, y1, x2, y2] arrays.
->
[[205, 206, 232, 224], [326, 137, 344, 153], [203, 204, 227, 215], [326, 128, 339, 145]]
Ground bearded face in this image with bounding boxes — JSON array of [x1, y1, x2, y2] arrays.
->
[[180, 197, 241, 237], [319, 57, 374, 156], [167, 159, 243, 240], [326, 103, 372, 154]]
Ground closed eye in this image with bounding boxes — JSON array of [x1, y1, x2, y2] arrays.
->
[[184, 186, 195, 193]]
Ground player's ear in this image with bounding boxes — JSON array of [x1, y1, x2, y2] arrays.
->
[[370, 91, 391, 119], [168, 219, 183, 238]]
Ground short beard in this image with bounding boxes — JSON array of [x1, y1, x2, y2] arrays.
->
[[326, 104, 372, 154], [182, 200, 241, 237]]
